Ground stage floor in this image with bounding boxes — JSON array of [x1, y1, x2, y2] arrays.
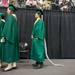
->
[[0, 59, 75, 75]]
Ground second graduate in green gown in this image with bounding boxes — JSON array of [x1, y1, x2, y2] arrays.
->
[[30, 10, 45, 69]]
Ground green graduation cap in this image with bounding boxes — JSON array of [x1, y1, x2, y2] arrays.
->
[[36, 9, 43, 15], [8, 4, 17, 12], [0, 13, 4, 17]]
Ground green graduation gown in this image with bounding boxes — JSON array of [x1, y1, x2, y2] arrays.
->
[[0, 19, 5, 60], [30, 19, 45, 62], [1, 14, 19, 63]]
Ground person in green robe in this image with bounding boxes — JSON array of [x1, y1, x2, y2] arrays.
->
[[0, 4, 19, 71], [30, 9, 45, 69], [0, 13, 5, 68]]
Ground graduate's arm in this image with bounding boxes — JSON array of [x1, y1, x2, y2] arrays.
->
[[1, 15, 17, 44], [37, 21, 45, 40]]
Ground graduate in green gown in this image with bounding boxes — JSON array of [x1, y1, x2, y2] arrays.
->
[[0, 4, 19, 71], [30, 10, 45, 69], [0, 13, 5, 68]]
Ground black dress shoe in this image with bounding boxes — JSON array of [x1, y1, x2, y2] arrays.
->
[[32, 62, 38, 67], [33, 64, 44, 69], [32, 63, 38, 67]]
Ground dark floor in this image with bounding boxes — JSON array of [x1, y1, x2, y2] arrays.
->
[[0, 59, 75, 75]]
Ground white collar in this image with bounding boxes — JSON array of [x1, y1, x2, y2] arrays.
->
[[1, 19, 5, 22], [12, 14, 17, 20]]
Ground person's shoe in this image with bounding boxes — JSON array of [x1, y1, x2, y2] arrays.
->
[[32, 62, 38, 67], [1, 65, 7, 68], [3, 63, 13, 72], [0, 63, 2, 68], [12, 62, 17, 69], [0, 62, 7, 68], [33, 64, 44, 69], [3, 67, 13, 72], [32, 63, 38, 67]]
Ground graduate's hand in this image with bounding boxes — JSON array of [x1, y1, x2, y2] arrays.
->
[[31, 35, 33, 39], [0, 37, 5, 43]]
